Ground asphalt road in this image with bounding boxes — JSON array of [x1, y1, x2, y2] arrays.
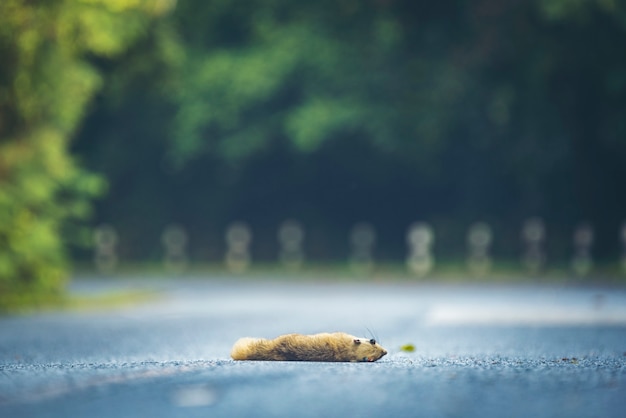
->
[[1, 277, 625, 417]]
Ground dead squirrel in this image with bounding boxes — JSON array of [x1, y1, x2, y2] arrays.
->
[[231, 332, 387, 362]]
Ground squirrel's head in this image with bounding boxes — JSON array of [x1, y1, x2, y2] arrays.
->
[[352, 337, 387, 362]]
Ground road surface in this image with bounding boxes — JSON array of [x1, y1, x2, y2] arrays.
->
[[1, 277, 625, 417]]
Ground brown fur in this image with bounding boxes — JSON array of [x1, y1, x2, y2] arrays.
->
[[230, 332, 387, 362]]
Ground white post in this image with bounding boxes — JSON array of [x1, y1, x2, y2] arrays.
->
[[621, 222, 626, 275], [406, 222, 434, 277], [225, 222, 252, 273], [93, 224, 118, 274], [571, 223, 593, 277], [467, 222, 493, 277], [521, 217, 545, 275], [278, 220, 305, 270], [350, 223, 376, 273], [162, 224, 188, 274]]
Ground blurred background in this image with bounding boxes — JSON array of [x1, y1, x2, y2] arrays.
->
[[1, 0, 626, 309]]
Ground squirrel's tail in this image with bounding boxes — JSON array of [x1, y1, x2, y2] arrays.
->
[[231, 337, 262, 360]]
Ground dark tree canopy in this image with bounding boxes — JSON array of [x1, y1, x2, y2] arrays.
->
[[73, 0, 626, 264], [2, 0, 625, 303]]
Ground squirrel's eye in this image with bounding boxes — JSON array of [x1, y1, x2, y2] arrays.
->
[[369, 339, 376, 345]]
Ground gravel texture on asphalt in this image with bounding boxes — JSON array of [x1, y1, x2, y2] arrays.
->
[[1, 278, 625, 417]]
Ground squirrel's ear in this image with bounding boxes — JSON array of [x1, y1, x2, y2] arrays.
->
[[353, 339, 361, 344]]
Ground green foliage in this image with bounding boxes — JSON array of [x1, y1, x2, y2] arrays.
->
[[72, 0, 626, 265], [0, 129, 105, 308], [0, 0, 173, 311], [168, 4, 410, 164], [167, 1, 481, 169]]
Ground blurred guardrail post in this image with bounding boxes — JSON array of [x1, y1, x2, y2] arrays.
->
[[571, 223, 593, 277], [278, 219, 305, 270], [521, 217, 545, 275], [621, 222, 626, 274], [93, 224, 118, 274], [225, 222, 252, 273], [406, 222, 434, 277], [466, 222, 493, 277], [349, 222, 376, 273], [89, 219, 626, 276], [162, 224, 189, 274]]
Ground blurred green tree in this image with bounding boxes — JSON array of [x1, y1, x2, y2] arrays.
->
[[73, 0, 626, 265], [0, 0, 175, 310]]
